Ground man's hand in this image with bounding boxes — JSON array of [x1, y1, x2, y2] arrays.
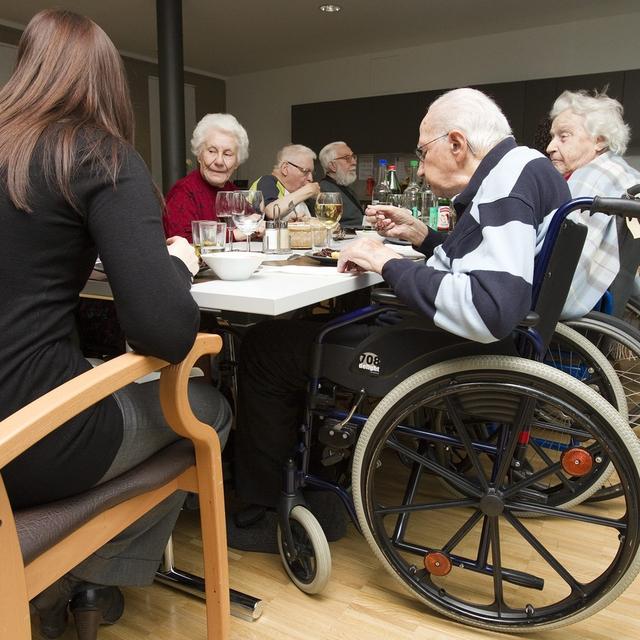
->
[[364, 205, 428, 246], [337, 237, 403, 274]]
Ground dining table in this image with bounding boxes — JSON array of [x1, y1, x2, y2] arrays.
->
[[82, 239, 424, 318]]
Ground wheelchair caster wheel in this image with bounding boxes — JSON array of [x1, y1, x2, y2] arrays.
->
[[277, 505, 331, 594]]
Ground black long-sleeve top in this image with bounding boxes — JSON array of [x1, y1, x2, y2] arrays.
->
[[0, 135, 199, 508]]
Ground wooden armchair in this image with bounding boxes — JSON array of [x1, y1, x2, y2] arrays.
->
[[0, 333, 229, 640]]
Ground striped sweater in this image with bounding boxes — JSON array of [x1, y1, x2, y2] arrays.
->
[[382, 138, 570, 343]]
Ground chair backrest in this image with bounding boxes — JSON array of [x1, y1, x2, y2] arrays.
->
[[0, 333, 229, 640]]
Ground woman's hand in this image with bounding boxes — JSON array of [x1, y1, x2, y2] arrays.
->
[[364, 205, 428, 246], [337, 237, 403, 274], [166, 236, 199, 277]]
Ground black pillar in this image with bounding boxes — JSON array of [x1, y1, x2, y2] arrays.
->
[[156, 0, 186, 193]]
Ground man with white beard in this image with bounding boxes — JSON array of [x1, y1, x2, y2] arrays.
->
[[318, 141, 364, 228]]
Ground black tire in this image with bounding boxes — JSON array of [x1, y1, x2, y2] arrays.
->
[[352, 356, 640, 632]]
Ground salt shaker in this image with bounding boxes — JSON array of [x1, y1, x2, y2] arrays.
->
[[263, 221, 279, 254]]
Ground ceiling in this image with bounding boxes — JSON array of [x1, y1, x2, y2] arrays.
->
[[0, 0, 638, 77]]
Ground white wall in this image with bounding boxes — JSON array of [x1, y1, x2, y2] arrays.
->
[[227, 12, 640, 182]]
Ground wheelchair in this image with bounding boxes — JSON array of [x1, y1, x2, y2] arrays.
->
[[275, 194, 640, 632]]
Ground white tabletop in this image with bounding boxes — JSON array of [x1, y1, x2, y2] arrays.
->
[[191, 265, 382, 315]]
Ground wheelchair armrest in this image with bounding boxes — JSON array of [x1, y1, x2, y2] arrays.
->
[[370, 288, 407, 308]]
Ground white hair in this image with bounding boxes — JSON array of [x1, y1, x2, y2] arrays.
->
[[318, 141, 347, 172], [550, 90, 630, 155], [190, 113, 250, 163], [273, 144, 316, 171], [426, 88, 512, 156]]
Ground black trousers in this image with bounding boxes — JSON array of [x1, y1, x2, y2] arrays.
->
[[233, 319, 321, 508]]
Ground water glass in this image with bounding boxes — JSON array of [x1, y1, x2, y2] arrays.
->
[[198, 221, 227, 256], [191, 220, 202, 258]]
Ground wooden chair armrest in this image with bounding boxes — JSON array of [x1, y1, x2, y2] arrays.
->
[[0, 333, 222, 469]]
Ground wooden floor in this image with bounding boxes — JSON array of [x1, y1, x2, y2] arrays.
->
[[32, 500, 640, 640]]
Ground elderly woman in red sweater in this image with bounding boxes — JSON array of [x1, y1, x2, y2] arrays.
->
[[163, 113, 249, 242]]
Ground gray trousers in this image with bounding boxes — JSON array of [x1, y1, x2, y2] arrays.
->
[[71, 377, 232, 586]]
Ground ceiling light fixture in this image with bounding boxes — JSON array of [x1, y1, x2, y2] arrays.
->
[[319, 4, 342, 13]]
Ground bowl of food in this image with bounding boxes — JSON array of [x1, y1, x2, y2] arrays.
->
[[201, 252, 264, 280]]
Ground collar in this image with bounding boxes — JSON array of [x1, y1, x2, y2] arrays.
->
[[453, 137, 517, 214]]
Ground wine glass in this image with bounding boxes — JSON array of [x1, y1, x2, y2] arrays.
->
[[231, 190, 265, 252], [314, 192, 343, 252], [215, 191, 236, 250]]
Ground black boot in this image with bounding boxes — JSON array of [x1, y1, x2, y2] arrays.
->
[[70, 586, 125, 640], [31, 575, 84, 639]]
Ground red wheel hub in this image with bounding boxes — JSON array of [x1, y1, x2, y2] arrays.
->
[[424, 551, 452, 576], [561, 447, 593, 477]]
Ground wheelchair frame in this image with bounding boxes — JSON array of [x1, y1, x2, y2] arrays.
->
[[276, 195, 640, 632]]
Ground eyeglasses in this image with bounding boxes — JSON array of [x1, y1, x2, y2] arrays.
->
[[415, 133, 449, 162], [333, 153, 357, 163], [286, 160, 314, 176]]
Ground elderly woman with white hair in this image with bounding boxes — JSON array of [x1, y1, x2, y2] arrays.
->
[[163, 112, 249, 242], [547, 90, 640, 317]]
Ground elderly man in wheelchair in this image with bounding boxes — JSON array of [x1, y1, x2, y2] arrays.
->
[[230, 88, 640, 632]]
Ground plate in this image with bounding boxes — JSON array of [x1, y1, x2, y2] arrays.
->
[[384, 237, 411, 246], [306, 251, 338, 265]]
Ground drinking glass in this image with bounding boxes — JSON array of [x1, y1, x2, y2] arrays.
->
[[198, 221, 227, 256], [314, 191, 343, 251], [231, 190, 265, 251], [215, 190, 236, 250], [191, 220, 202, 258]]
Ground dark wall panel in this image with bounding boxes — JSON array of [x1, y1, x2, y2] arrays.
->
[[523, 77, 558, 150], [293, 69, 639, 156], [623, 70, 640, 148]]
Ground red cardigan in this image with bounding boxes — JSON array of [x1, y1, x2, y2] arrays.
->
[[163, 169, 236, 242]]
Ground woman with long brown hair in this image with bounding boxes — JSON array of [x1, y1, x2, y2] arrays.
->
[[0, 10, 231, 639]]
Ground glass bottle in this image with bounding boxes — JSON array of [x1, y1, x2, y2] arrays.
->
[[403, 160, 421, 218], [371, 159, 390, 206], [437, 196, 452, 232], [386, 164, 401, 195]]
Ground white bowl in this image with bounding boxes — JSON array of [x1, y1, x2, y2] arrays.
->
[[201, 252, 264, 280]]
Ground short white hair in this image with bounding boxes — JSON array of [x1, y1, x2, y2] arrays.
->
[[273, 144, 316, 171], [550, 90, 630, 155], [190, 113, 250, 164], [426, 88, 512, 156], [318, 141, 347, 172]]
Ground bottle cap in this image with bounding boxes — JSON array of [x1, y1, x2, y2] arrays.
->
[[378, 159, 388, 165], [388, 165, 396, 170], [409, 160, 419, 167]]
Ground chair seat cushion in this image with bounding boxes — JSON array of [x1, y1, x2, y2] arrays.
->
[[16, 439, 195, 565]]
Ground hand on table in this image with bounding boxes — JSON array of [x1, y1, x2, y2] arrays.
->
[[364, 205, 428, 246], [337, 237, 403, 274], [167, 236, 199, 277]]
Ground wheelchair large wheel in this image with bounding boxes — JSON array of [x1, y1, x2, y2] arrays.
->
[[547, 323, 627, 418], [566, 312, 640, 429], [564, 312, 640, 502], [431, 324, 624, 509], [277, 505, 331, 594], [352, 356, 640, 632]]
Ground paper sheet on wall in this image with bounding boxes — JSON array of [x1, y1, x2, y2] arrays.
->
[[627, 217, 640, 239], [358, 155, 374, 180]]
